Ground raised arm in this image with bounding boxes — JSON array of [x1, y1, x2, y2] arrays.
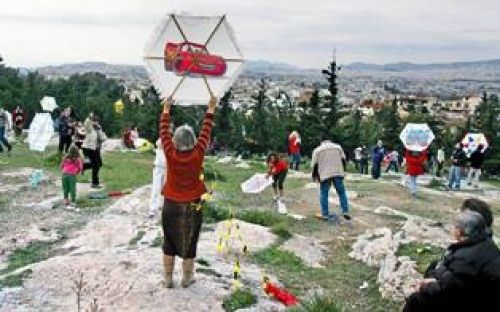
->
[[195, 96, 217, 151], [160, 97, 175, 157]]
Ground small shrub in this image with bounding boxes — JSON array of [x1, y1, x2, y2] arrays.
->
[[428, 178, 442, 189], [129, 230, 146, 246], [238, 210, 283, 227], [196, 258, 210, 267], [204, 164, 227, 182], [289, 294, 345, 312], [150, 235, 163, 248], [271, 222, 293, 240], [396, 242, 444, 274], [222, 288, 257, 312], [203, 203, 230, 223]]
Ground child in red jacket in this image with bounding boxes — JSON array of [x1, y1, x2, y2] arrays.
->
[[405, 149, 428, 197], [266, 153, 288, 202]]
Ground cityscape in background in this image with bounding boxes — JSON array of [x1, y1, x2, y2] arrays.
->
[[28, 58, 500, 125]]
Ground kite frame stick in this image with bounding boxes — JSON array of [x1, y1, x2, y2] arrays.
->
[[169, 75, 187, 98], [202, 75, 215, 98], [171, 14, 193, 52], [204, 15, 226, 47]]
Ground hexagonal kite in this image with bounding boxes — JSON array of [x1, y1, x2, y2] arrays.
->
[[399, 123, 435, 152], [144, 14, 245, 105], [461, 133, 489, 155]]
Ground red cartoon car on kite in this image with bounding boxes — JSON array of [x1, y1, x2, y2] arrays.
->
[[164, 42, 227, 77]]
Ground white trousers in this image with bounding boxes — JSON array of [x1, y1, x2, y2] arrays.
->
[[149, 165, 166, 215], [467, 168, 481, 188]]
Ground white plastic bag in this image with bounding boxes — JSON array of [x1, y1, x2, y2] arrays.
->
[[241, 173, 273, 194]]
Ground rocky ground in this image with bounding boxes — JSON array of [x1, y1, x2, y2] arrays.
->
[[1, 158, 499, 311]]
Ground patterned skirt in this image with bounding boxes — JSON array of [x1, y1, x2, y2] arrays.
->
[[161, 199, 203, 258]]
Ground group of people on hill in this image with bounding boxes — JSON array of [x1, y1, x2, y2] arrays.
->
[[351, 139, 488, 197]]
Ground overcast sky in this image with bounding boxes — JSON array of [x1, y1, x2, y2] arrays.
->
[[1, 0, 500, 68]]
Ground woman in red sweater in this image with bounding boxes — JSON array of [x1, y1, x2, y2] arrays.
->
[[405, 149, 428, 197], [266, 153, 288, 202], [159, 96, 216, 288]]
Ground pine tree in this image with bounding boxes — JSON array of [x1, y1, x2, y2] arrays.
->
[[321, 53, 342, 137], [213, 88, 234, 148], [375, 98, 401, 149], [299, 88, 325, 155]]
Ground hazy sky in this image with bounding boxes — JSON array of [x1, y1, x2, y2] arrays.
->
[[1, 0, 500, 68]]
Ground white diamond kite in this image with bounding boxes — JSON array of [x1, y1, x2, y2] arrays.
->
[[40, 96, 58, 112], [144, 14, 245, 105], [461, 133, 489, 155], [399, 123, 435, 152]]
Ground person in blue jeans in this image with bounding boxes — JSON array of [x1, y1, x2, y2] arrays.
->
[[312, 138, 351, 221], [372, 140, 384, 179], [447, 143, 467, 191]]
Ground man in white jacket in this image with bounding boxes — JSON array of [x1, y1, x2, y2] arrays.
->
[[312, 138, 351, 222], [149, 138, 166, 218]]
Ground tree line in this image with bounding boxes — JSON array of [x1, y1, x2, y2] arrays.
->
[[0, 60, 498, 174]]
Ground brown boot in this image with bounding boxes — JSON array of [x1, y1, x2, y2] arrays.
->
[[181, 258, 195, 288], [162, 255, 175, 288]]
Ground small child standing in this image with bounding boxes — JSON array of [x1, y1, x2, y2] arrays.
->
[[61, 145, 83, 209], [266, 153, 288, 202]]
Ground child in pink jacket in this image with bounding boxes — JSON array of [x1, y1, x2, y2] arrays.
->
[[60, 145, 83, 208]]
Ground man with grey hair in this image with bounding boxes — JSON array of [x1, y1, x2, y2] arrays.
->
[[404, 209, 500, 311]]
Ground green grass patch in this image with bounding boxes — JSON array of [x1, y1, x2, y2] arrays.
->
[[270, 222, 293, 240], [396, 243, 444, 274], [253, 242, 401, 311], [0, 241, 61, 275], [0, 269, 33, 290], [129, 230, 146, 246], [222, 288, 257, 312], [289, 293, 345, 312], [238, 209, 286, 227]]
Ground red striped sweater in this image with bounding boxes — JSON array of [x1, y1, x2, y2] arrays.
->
[[160, 111, 214, 203]]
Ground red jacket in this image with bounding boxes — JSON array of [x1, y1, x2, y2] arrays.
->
[[160, 111, 214, 203], [269, 159, 288, 176], [405, 150, 427, 176], [288, 137, 300, 155]]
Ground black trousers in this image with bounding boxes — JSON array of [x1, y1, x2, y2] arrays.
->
[[59, 135, 72, 153], [83, 148, 102, 186]]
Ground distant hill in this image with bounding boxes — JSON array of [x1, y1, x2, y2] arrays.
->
[[343, 59, 500, 72], [32, 58, 500, 82], [35, 62, 148, 82]]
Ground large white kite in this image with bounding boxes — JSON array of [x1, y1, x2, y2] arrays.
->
[[144, 14, 245, 105], [399, 123, 435, 152]]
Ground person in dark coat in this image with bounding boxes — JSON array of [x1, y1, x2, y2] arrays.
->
[[467, 145, 486, 188], [403, 209, 500, 312], [371, 140, 384, 179]]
